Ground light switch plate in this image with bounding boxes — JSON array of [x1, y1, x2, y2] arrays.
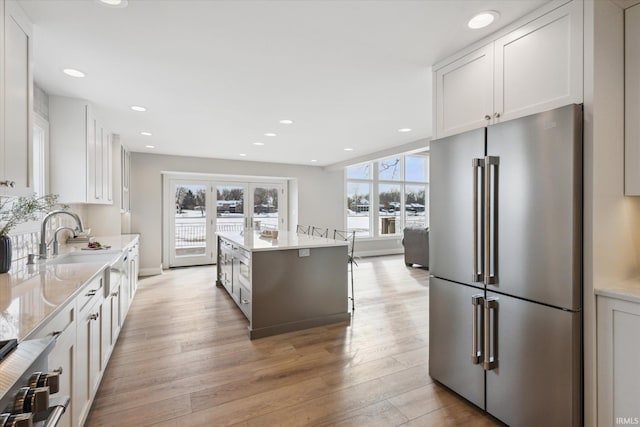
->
[[299, 248, 310, 257]]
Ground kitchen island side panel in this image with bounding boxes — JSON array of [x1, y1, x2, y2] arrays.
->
[[250, 246, 349, 335]]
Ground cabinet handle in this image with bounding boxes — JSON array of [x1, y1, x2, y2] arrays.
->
[[111, 291, 119, 297], [241, 298, 250, 305], [484, 114, 491, 121], [86, 289, 98, 297], [0, 180, 16, 188], [53, 367, 63, 375], [51, 330, 62, 337], [494, 112, 501, 119], [89, 313, 100, 321]]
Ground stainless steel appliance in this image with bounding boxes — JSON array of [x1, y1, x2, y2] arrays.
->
[[0, 338, 70, 426], [429, 104, 582, 426]]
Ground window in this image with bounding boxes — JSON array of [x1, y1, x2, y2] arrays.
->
[[346, 152, 429, 237]]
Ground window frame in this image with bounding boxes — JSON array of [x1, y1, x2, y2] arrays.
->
[[345, 152, 429, 239]]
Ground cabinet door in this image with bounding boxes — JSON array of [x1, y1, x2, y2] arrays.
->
[[48, 327, 75, 427], [626, 4, 640, 195], [111, 286, 122, 343], [434, 44, 493, 138], [105, 131, 113, 203], [74, 303, 90, 427], [101, 293, 112, 364], [86, 106, 99, 202], [89, 301, 103, 394], [2, 0, 33, 195], [597, 296, 640, 426], [494, 1, 582, 123]]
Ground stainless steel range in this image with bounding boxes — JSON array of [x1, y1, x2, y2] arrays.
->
[[0, 338, 69, 427]]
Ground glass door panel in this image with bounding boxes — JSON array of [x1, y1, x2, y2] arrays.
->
[[250, 184, 283, 231], [169, 180, 214, 267], [215, 184, 247, 233]]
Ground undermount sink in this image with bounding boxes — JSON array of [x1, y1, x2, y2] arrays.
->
[[46, 250, 120, 266]]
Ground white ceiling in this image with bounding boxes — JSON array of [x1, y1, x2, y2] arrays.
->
[[18, 0, 548, 167]]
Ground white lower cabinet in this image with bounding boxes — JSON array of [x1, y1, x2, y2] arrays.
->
[[48, 324, 76, 427], [74, 273, 105, 427], [597, 295, 640, 426]]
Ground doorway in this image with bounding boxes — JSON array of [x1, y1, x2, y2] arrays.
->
[[164, 174, 287, 268]]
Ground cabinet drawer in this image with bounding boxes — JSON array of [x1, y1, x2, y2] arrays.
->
[[78, 273, 105, 314], [239, 286, 251, 320], [29, 300, 75, 340]]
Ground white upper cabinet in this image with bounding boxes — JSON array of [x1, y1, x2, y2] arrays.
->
[[0, 0, 33, 196], [494, 1, 582, 123], [433, 0, 583, 139], [434, 44, 494, 138], [625, 4, 640, 196], [49, 95, 113, 204]]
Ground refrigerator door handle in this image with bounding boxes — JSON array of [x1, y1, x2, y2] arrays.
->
[[471, 294, 484, 364], [472, 159, 484, 282], [483, 297, 499, 371], [484, 156, 500, 285]]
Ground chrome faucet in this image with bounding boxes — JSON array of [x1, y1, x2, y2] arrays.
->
[[39, 210, 84, 259]]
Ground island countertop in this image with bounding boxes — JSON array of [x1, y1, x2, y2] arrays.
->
[[216, 231, 348, 252]]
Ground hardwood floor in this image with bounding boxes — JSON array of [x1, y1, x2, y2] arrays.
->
[[86, 255, 500, 426]]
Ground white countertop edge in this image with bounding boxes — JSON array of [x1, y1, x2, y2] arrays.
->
[[594, 276, 640, 304], [217, 231, 348, 252]]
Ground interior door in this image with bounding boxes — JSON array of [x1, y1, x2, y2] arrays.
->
[[485, 291, 581, 427], [169, 179, 214, 267], [249, 183, 285, 231]]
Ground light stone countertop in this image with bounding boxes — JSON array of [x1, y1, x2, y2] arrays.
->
[[0, 234, 139, 342], [216, 231, 348, 252], [594, 276, 640, 304]]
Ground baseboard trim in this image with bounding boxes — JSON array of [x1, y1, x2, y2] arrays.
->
[[355, 248, 404, 258], [139, 266, 163, 277]]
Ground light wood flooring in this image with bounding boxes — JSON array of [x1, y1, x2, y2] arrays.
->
[[86, 255, 501, 426]]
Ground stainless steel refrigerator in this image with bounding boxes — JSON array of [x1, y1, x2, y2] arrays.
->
[[429, 104, 582, 426]]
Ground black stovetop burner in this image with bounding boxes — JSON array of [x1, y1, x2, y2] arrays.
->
[[0, 339, 18, 362]]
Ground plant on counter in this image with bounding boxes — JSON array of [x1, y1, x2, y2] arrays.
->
[[0, 194, 62, 273], [0, 194, 61, 236]]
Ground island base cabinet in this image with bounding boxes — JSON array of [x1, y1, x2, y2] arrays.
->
[[597, 296, 640, 426]]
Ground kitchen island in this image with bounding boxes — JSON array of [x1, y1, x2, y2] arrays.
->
[[216, 231, 350, 339]]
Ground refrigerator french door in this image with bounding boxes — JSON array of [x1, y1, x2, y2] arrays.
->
[[429, 104, 582, 427]]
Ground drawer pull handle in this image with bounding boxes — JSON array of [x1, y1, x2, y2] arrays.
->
[[53, 367, 63, 375], [111, 291, 119, 297], [241, 299, 250, 305], [89, 313, 100, 321], [86, 290, 97, 297], [51, 330, 62, 337]]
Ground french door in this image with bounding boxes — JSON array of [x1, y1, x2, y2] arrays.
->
[[165, 176, 286, 268], [169, 179, 215, 267]]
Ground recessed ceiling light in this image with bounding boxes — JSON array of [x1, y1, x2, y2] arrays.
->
[[398, 128, 412, 133], [253, 142, 265, 146], [311, 159, 318, 163], [264, 133, 277, 137], [140, 131, 152, 136], [239, 153, 247, 157], [279, 119, 294, 125], [468, 11, 499, 29], [130, 105, 147, 112], [63, 68, 85, 78], [145, 145, 155, 149], [97, 0, 128, 7], [344, 148, 354, 152]]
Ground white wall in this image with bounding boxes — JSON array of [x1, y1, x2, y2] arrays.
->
[[583, 1, 640, 425], [129, 153, 343, 274]]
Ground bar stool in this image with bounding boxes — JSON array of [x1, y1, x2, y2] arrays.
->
[[334, 229, 357, 311], [296, 224, 310, 234], [311, 226, 328, 238]]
